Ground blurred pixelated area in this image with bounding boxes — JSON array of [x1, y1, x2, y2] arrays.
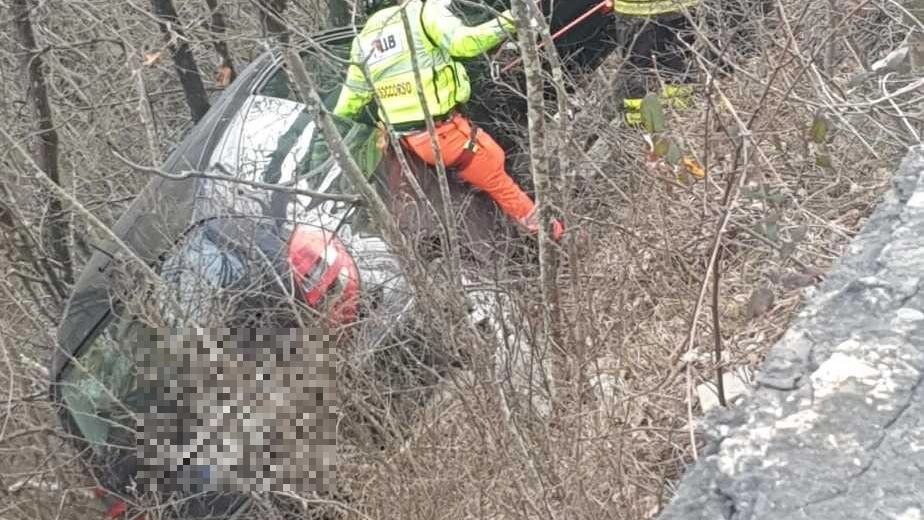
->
[[136, 327, 338, 496]]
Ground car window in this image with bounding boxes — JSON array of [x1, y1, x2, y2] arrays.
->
[[236, 95, 326, 188], [158, 225, 250, 325], [259, 39, 355, 109], [58, 314, 143, 460]]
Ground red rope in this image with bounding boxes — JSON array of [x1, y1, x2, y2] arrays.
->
[[499, 0, 614, 74]]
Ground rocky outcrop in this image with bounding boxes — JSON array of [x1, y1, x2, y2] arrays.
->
[[657, 146, 924, 520]]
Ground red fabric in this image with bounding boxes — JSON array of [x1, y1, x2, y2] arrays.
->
[[521, 209, 566, 242], [400, 113, 536, 222], [106, 501, 128, 519]]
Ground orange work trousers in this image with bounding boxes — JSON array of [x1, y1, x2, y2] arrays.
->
[[400, 112, 536, 223]]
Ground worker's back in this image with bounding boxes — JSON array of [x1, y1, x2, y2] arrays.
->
[[339, 1, 473, 126]]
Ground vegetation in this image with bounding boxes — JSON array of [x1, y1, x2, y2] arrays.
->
[[0, 0, 921, 518]]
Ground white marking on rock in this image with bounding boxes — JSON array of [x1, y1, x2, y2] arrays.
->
[[773, 409, 820, 434], [810, 350, 880, 400], [894, 507, 921, 520], [896, 307, 924, 321], [907, 190, 924, 209], [718, 425, 774, 476], [761, 457, 783, 468], [695, 368, 753, 413]]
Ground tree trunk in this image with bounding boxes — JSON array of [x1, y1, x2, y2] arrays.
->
[[258, 0, 289, 44], [908, 0, 924, 72], [511, 0, 560, 417], [151, 0, 211, 123], [204, 0, 236, 86], [11, 0, 73, 287], [328, 0, 352, 27]]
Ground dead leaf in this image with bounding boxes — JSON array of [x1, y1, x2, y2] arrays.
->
[[681, 155, 705, 178], [216, 65, 234, 87], [375, 123, 388, 152], [809, 110, 830, 144], [779, 240, 796, 260], [747, 286, 775, 320], [780, 272, 816, 290], [143, 52, 162, 67], [789, 224, 808, 243], [801, 266, 826, 283]]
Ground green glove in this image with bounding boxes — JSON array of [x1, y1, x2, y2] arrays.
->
[[497, 9, 517, 34]]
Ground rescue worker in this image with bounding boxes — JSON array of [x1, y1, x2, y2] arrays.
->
[[614, 0, 702, 125], [332, 0, 565, 242]]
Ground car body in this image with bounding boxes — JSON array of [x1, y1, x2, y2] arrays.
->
[[49, 3, 623, 517]]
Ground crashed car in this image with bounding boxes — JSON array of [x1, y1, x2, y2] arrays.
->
[[49, 2, 623, 518]]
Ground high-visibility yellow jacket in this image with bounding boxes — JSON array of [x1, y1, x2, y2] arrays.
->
[[612, 0, 703, 16], [332, 0, 515, 126]]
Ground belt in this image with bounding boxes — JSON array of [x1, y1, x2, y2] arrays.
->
[[391, 112, 455, 133]]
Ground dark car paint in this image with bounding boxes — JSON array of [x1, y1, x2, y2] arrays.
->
[[52, 51, 278, 391], [51, 27, 368, 388]]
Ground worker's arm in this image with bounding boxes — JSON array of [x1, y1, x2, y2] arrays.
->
[[421, 1, 516, 59], [332, 38, 375, 120]]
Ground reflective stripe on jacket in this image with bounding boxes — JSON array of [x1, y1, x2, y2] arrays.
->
[[333, 0, 514, 126], [613, 0, 702, 16]]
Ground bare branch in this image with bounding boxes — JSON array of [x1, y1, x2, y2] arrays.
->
[[107, 144, 363, 203], [204, 0, 237, 86], [150, 0, 211, 122], [11, 0, 73, 288]]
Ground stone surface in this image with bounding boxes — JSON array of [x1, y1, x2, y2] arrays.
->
[[656, 146, 924, 520], [696, 368, 755, 413]]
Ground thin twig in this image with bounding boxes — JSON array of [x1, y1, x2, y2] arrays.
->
[[397, 4, 463, 289], [108, 144, 362, 203], [711, 246, 726, 408], [1, 126, 175, 310]]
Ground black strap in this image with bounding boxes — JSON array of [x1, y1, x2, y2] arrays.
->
[[464, 125, 480, 153], [455, 123, 480, 170], [391, 111, 454, 132]]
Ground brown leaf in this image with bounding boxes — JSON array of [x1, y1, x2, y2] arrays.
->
[[789, 224, 808, 243], [780, 272, 816, 290], [801, 266, 827, 283], [143, 52, 162, 67], [681, 155, 705, 179], [375, 123, 388, 152], [747, 286, 775, 320], [216, 65, 234, 87], [779, 240, 796, 260]]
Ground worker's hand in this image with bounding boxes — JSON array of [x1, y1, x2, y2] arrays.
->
[[497, 9, 517, 34]]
